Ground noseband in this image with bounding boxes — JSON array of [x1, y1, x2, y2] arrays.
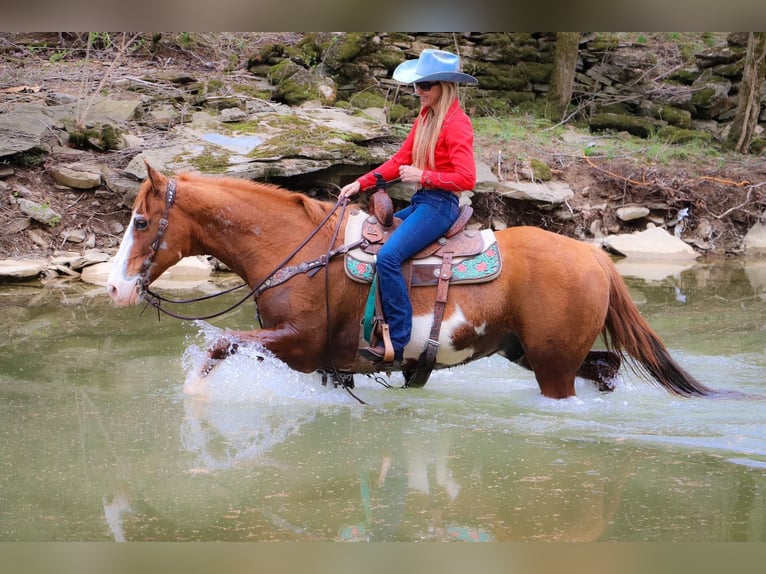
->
[[138, 178, 177, 294]]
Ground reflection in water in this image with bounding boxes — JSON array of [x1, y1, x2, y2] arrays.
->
[[1, 259, 765, 541]]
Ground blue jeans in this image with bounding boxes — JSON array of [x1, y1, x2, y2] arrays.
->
[[375, 189, 460, 358]]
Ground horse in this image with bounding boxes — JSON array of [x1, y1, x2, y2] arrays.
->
[[106, 163, 716, 400]]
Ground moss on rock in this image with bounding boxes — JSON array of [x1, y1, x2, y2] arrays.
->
[[658, 106, 693, 128], [530, 158, 553, 181], [656, 125, 713, 144], [589, 112, 656, 138]]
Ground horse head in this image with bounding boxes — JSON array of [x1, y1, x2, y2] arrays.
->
[[107, 162, 186, 306]]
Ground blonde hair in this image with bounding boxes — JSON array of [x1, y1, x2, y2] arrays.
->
[[412, 82, 459, 170]]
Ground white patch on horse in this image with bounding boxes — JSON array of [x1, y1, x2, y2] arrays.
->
[[106, 216, 140, 305], [407, 304, 474, 365]]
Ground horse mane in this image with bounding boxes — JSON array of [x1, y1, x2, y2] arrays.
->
[[137, 171, 333, 225]]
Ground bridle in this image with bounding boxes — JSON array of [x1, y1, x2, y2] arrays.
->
[[138, 178, 176, 296], [136, 178, 362, 321]]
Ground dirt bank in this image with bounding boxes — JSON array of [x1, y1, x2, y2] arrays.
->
[[1, 32, 765, 261]]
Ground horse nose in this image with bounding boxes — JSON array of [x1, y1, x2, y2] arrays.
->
[[106, 282, 117, 300]]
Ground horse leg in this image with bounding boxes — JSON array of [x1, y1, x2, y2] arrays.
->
[[517, 354, 578, 399], [199, 326, 326, 377], [576, 350, 622, 392], [502, 334, 580, 398], [515, 348, 620, 398]]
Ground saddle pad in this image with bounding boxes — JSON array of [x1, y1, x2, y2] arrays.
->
[[343, 209, 502, 286]]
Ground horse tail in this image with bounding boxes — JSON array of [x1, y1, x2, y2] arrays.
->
[[595, 251, 714, 397]]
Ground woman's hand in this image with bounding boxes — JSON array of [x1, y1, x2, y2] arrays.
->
[[399, 165, 423, 184], [339, 180, 361, 199]]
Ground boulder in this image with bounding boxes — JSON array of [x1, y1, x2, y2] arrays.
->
[[743, 220, 766, 256], [0, 258, 48, 279], [83, 256, 213, 289], [601, 225, 699, 260], [616, 205, 650, 222], [482, 180, 574, 205], [16, 197, 61, 227], [49, 164, 102, 190]]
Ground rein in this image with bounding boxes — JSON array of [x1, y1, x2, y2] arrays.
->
[[139, 179, 358, 321]]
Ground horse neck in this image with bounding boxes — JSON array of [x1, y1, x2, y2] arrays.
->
[[177, 179, 333, 284]]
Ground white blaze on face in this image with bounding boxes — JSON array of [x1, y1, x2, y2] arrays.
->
[[106, 215, 141, 306], [407, 304, 474, 365]]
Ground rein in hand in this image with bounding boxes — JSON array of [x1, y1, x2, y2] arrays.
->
[[140, 189, 351, 322]]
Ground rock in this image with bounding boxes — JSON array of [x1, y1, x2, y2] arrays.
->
[[690, 70, 734, 120], [589, 112, 657, 138], [26, 228, 52, 248], [16, 197, 61, 226], [102, 169, 142, 206], [601, 225, 699, 260], [529, 158, 552, 181], [5, 217, 30, 235], [49, 164, 102, 190], [483, 180, 574, 204], [743, 220, 766, 256], [616, 205, 650, 222], [85, 97, 144, 124], [84, 256, 214, 289], [51, 249, 111, 272], [108, 220, 125, 235], [61, 228, 88, 243], [0, 106, 56, 158], [220, 108, 248, 122], [475, 159, 498, 185], [80, 261, 112, 286], [144, 104, 181, 128], [0, 258, 48, 279]]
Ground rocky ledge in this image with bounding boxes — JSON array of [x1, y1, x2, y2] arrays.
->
[[2, 34, 765, 286]]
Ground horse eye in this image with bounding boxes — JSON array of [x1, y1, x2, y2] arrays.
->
[[134, 216, 149, 231]]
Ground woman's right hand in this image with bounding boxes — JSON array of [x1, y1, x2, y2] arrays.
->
[[339, 180, 361, 199]]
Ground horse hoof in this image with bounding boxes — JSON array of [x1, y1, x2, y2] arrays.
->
[[208, 339, 237, 360]]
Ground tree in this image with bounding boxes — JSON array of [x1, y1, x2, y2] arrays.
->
[[545, 32, 581, 123], [725, 32, 766, 153]]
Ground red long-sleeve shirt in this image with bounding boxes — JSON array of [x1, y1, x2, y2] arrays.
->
[[356, 98, 476, 193]]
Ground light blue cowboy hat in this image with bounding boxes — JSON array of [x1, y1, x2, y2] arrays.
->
[[392, 49, 478, 85]]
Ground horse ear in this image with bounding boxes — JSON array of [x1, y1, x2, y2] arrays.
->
[[144, 161, 168, 196]]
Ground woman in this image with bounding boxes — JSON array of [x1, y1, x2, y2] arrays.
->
[[340, 48, 478, 364]]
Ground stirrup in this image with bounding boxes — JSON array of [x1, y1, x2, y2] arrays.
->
[[364, 322, 395, 364]]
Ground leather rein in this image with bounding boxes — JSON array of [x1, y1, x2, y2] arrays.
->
[[138, 179, 360, 322]]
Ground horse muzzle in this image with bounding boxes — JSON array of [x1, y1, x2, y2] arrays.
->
[[106, 276, 142, 307]]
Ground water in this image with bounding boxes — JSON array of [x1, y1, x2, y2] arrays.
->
[[0, 259, 764, 541]]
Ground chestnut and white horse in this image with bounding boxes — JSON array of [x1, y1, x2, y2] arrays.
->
[[107, 164, 717, 399]]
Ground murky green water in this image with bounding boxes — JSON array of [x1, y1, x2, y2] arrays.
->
[[1, 258, 765, 541]]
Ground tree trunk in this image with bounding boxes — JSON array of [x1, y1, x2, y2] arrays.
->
[[545, 32, 580, 123], [725, 32, 766, 153]]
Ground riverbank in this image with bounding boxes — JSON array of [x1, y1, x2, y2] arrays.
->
[[1, 32, 765, 284]]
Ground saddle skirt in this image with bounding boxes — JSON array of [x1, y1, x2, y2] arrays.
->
[[343, 208, 502, 286]]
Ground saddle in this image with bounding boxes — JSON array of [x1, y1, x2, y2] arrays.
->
[[344, 201, 502, 287], [344, 190, 502, 386]]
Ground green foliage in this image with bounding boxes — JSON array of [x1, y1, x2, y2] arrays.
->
[[472, 114, 564, 147], [176, 32, 194, 48], [49, 49, 72, 63]]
